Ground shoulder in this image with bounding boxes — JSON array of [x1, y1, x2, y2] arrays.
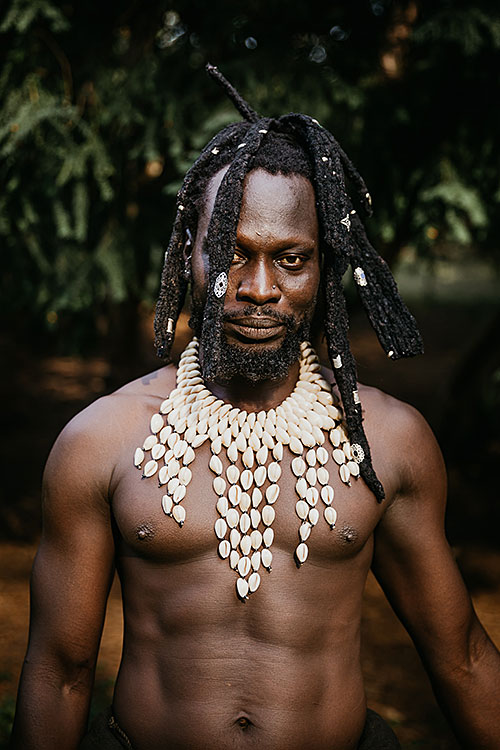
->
[[44, 364, 178, 497], [358, 383, 447, 510]]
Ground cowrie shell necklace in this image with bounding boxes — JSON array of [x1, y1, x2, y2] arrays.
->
[[134, 338, 361, 601]]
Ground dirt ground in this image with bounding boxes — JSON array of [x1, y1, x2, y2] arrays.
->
[[1, 301, 499, 748]]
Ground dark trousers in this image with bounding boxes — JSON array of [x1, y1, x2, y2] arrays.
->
[[80, 707, 401, 749]]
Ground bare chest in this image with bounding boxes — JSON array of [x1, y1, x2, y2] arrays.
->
[[112, 438, 383, 572]]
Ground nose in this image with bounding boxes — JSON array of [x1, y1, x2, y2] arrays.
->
[[235, 259, 281, 305]]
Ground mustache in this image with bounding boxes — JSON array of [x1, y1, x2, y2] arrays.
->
[[222, 306, 296, 325]]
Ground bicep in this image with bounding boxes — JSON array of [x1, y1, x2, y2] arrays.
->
[[371, 407, 476, 668], [26, 420, 116, 672]]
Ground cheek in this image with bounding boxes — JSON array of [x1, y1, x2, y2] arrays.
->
[[281, 271, 320, 312]]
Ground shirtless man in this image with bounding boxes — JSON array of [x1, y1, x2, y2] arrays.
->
[[11, 67, 500, 749]]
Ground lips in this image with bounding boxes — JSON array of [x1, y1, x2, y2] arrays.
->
[[225, 317, 285, 342]]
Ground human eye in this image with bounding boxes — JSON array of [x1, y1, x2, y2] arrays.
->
[[278, 252, 307, 269], [231, 249, 246, 265]]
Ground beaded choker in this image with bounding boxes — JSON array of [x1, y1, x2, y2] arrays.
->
[[134, 338, 363, 600]]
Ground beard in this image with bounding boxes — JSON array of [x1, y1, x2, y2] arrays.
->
[[189, 293, 313, 383]]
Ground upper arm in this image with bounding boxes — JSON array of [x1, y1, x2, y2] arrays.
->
[[27, 402, 117, 677], [371, 402, 478, 671]]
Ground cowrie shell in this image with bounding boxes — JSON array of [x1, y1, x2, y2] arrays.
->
[[296, 500, 309, 520], [272, 442, 283, 461], [251, 487, 262, 507], [150, 413, 164, 434], [306, 486, 319, 506], [340, 464, 351, 483], [262, 505, 275, 526], [268, 462, 281, 483], [324, 506, 337, 528], [317, 467, 329, 485], [261, 548, 273, 570], [178, 467, 192, 486], [306, 467, 317, 486], [134, 447, 144, 467], [254, 465, 267, 487], [172, 504, 186, 526], [230, 528, 241, 548], [333, 449, 346, 465], [347, 460, 360, 477], [240, 535, 252, 556], [305, 449, 316, 466], [229, 484, 242, 506], [167, 432, 179, 449], [143, 459, 158, 478], [256, 445, 268, 466], [227, 442, 238, 463], [214, 518, 227, 539], [209, 454, 223, 475], [230, 550, 239, 569], [289, 436, 303, 455], [158, 466, 169, 485], [161, 494, 173, 515], [266, 484, 280, 504], [251, 530, 263, 549], [239, 492, 251, 512], [295, 477, 308, 498], [292, 457, 306, 477], [236, 578, 249, 600], [240, 513, 251, 534], [151, 443, 166, 461], [308, 507, 319, 526], [238, 556, 251, 577], [226, 465, 240, 485], [173, 485, 186, 503], [250, 508, 261, 528], [173, 440, 187, 459], [248, 572, 261, 592], [263, 527, 274, 547], [218, 540, 230, 559], [321, 485, 334, 505], [241, 469, 253, 491], [299, 522, 311, 541], [243, 447, 254, 469], [143, 435, 157, 451], [236, 433, 247, 452], [216, 496, 229, 516], [251, 550, 261, 570], [226, 508, 239, 528], [213, 476, 226, 496], [295, 542, 308, 564], [183, 446, 195, 465], [191, 434, 208, 448], [330, 429, 342, 447]]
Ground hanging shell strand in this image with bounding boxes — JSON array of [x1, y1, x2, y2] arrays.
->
[[134, 338, 362, 600]]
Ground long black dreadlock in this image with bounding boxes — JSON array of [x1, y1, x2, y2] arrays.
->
[[154, 64, 423, 503]]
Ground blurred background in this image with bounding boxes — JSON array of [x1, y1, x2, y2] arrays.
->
[[1, 1, 499, 747]]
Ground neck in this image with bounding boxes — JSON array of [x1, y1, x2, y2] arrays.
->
[[202, 357, 301, 413]]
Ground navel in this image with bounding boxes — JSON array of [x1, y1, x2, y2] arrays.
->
[[235, 715, 253, 731]]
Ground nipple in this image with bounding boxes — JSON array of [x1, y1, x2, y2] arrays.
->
[[136, 523, 154, 541]]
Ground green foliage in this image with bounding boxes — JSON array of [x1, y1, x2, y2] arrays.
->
[[0, 0, 499, 352]]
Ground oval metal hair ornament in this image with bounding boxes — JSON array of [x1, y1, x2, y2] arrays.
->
[[214, 272, 228, 298]]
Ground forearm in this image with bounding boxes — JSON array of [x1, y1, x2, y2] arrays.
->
[[423, 623, 500, 750], [10, 658, 94, 749]]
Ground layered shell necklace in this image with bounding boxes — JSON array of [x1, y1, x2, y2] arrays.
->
[[134, 338, 362, 601]]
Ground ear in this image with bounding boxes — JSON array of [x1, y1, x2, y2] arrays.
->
[[182, 228, 193, 281]]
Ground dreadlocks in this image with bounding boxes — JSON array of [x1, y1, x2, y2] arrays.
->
[[154, 64, 423, 503]]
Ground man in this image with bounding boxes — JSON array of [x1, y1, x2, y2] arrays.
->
[[11, 66, 500, 749]]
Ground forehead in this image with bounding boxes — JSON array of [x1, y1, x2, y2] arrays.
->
[[197, 167, 318, 242]]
